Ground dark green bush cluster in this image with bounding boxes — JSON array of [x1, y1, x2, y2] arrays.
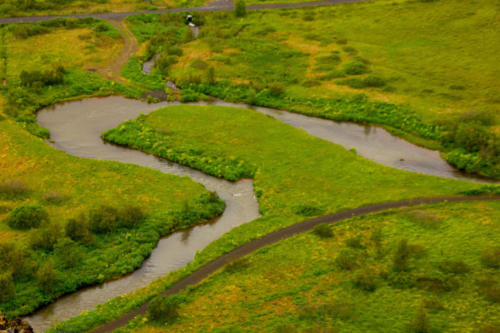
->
[[234, 0, 247, 18], [337, 75, 386, 89], [7, 204, 48, 230], [353, 269, 379, 292], [313, 223, 333, 238], [147, 294, 185, 323], [20, 66, 65, 89], [89, 204, 145, 234], [481, 247, 500, 268], [102, 120, 256, 181], [295, 204, 324, 217], [11, 24, 49, 39], [343, 61, 369, 75], [335, 248, 359, 270]]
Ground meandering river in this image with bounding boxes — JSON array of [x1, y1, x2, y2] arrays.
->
[[27, 95, 493, 331]]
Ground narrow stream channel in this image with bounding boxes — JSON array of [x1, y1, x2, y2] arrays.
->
[[28, 95, 494, 331]]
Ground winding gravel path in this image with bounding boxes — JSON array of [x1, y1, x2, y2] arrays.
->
[[91, 194, 499, 333], [0, 0, 365, 23]]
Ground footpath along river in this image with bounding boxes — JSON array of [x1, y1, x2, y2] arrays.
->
[[27, 95, 494, 331]]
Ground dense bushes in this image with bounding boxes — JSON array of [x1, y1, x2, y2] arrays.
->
[[343, 61, 369, 75], [313, 223, 333, 238], [20, 66, 65, 88], [0, 273, 15, 302], [7, 204, 48, 230], [147, 294, 185, 323], [234, 0, 247, 18], [89, 204, 145, 234]]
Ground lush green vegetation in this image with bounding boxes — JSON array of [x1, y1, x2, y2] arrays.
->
[[0, 18, 227, 318], [119, 200, 500, 332], [103, 105, 482, 216], [130, 0, 499, 177], [0, 18, 145, 137], [47, 103, 494, 333], [0, 118, 224, 317]]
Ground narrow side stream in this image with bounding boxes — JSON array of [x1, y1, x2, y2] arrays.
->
[[28, 95, 494, 331]]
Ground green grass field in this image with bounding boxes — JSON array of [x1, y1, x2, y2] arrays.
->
[[123, 200, 500, 332], [128, 0, 499, 176]]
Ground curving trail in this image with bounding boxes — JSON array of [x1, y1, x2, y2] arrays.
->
[[0, 0, 366, 24], [98, 19, 139, 84], [91, 194, 499, 333]]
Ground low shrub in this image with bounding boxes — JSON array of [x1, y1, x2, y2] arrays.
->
[[338, 75, 386, 89], [0, 272, 15, 302], [422, 298, 445, 313], [409, 305, 431, 333], [346, 235, 365, 249], [387, 271, 416, 289], [36, 260, 59, 293], [89, 205, 119, 234], [0, 243, 27, 278], [147, 294, 185, 323], [294, 204, 324, 217], [408, 210, 441, 228], [342, 46, 358, 55], [437, 260, 470, 274], [190, 58, 209, 70], [335, 248, 358, 270], [7, 204, 48, 230], [65, 214, 94, 245], [224, 257, 250, 273], [167, 46, 183, 56], [42, 191, 69, 204], [29, 221, 64, 251], [313, 223, 333, 238], [481, 247, 500, 268], [118, 205, 145, 228], [234, 0, 247, 18], [353, 269, 378, 291], [393, 239, 410, 271], [268, 82, 285, 96], [89, 204, 147, 233], [54, 237, 84, 268], [343, 61, 368, 75], [20, 66, 65, 88], [0, 180, 30, 198], [416, 274, 460, 293]]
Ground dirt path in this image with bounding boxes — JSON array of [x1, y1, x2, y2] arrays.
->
[[0, 0, 367, 24], [90, 194, 499, 333], [96, 19, 138, 85]]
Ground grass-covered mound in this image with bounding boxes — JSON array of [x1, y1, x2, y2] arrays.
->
[[0, 115, 224, 317], [123, 200, 500, 332]]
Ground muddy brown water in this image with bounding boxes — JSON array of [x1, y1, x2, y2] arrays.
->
[[28, 95, 494, 332]]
